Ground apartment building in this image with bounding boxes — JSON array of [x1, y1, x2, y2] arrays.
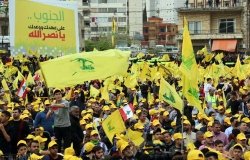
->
[[177, 0, 248, 53]]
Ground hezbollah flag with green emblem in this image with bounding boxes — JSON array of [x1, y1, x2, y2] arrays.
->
[[159, 77, 183, 113], [40, 49, 130, 88]]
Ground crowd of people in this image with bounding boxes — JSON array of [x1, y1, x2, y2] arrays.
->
[[0, 52, 250, 160]]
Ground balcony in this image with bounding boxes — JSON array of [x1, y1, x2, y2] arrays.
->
[[178, 0, 244, 13], [176, 29, 243, 40]]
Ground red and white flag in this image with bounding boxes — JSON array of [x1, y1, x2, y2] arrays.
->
[[119, 104, 134, 121], [17, 80, 28, 98]]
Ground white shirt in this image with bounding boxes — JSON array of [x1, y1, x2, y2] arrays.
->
[[204, 83, 212, 97], [225, 126, 233, 138], [183, 132, 196, 146]]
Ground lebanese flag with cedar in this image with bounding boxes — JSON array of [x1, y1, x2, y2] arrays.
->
[[119, 103, 134, 121], [17, 80, 28, 98]]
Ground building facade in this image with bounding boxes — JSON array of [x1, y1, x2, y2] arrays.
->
[[89, 0, 128, 40], [128, 0, 143, 38], [0, 0, 9, 52], [145, 0, 186, 23], [78, 0, 91, 41], [141, 17, 177, 48], [177, 0, 248, 53]]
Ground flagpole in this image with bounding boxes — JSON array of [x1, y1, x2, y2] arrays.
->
[[181, 95, 184, 154]]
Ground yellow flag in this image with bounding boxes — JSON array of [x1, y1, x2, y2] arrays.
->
[[203, 54, 214, 62], [234, 55, 246, 80], [101, 86, 109, 101], [90, 85, 100, 98], [180, 17, 203, 113], [200, 45, 208, 55], [40, 49, 130, 88], [124, 74, 137, 89], [4, 93, 11, 104], [13, 77, 19, 90], [26, 72, 35, 86], [159, 78, 183, 113], [0, 60, 4, 73], [102, 110, 126, 143], [17, 71, 25, 81], [1, 79, 9, 91], [64, 88, 73, 101], [125, 128, 144, 147], [112, 17, 117, 47], [215, 53, 224, 63], [222, 91, 227, 107]]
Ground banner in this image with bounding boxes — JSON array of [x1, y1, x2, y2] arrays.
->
[[9, 0, 79, 55]]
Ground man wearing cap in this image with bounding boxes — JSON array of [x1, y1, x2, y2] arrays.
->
[[183, 120, 196, 146], [236, 133, 250, 152], [69, 106, 83, 156], [169, 133, 185, 156], [42, 141, 63, 160], [199, 131, 214, 150], [0, 111, 11, 156], [213, 121, 228, 145], [69, 90, 85, 110], [49, 89, 71, 153], [34, 100, 54, 136], [224, 117, 238, 138]]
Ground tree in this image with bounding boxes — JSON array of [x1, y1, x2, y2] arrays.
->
[[84, 37, 114, 51]]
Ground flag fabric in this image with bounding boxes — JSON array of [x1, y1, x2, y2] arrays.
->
[[234, 55, 246, 80], [40, 49, 130, 88], [159, 78, 183, 113], [17, 80, 28, 98], [180, 17, 203, 114], [1, 79, 9, 91], [119, 103, 134, 121], [125, 128, 144, 147], [90, 85, 100, 98], [102, 110, 126, 143], [26, 72, 35, 86], [111, 17, 117, 47]]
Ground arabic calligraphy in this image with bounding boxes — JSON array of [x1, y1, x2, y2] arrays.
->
[[28, 25, 65, 31], [33, 10, 64, 23], [28, 30, 65, 41]]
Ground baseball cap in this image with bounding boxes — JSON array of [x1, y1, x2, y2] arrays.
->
[[134, 122, 144, 130], [48, 141, 57, 148], [241, 117, 250, 123], [102, 105, 110, 111], [90, 130, 99, 136], [152, 120, 160, 127], [53, 88, 61, 94], [85, 124, 93, 130], [237, 133, 247, 141], [171, 121, 176, 127], [163, 111, 169, 117], [120, 142, 130, 153], [26, 134, 35, 140], [224, 117, 231, 125], [80, 119, 86, 125], [84, 142, 95, 153], [183, 120, 191, 125], [44, 100, 51, 105], [207, 121, 213, 127], [204, 131, 213, 138], [173, 133, 183, 140], [17, 140, 27, 147], [187, 150, 205, 160]]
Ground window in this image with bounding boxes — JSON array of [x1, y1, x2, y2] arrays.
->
[[108, 8, 117, 13], [188, 21, 201, 34], [117, 8, 126, 13], [91, 27, 98, 32], [108, 17, 117, 22], [219, 19, 234, 33], [99, 27, 108, 32], [118, 27, 126, 32], [159, 27, 165, 32], [1, 26, 8, 36], [118, 17, 126, 22], [98, 0, 107, 3], [98, 8, 107, 13]]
